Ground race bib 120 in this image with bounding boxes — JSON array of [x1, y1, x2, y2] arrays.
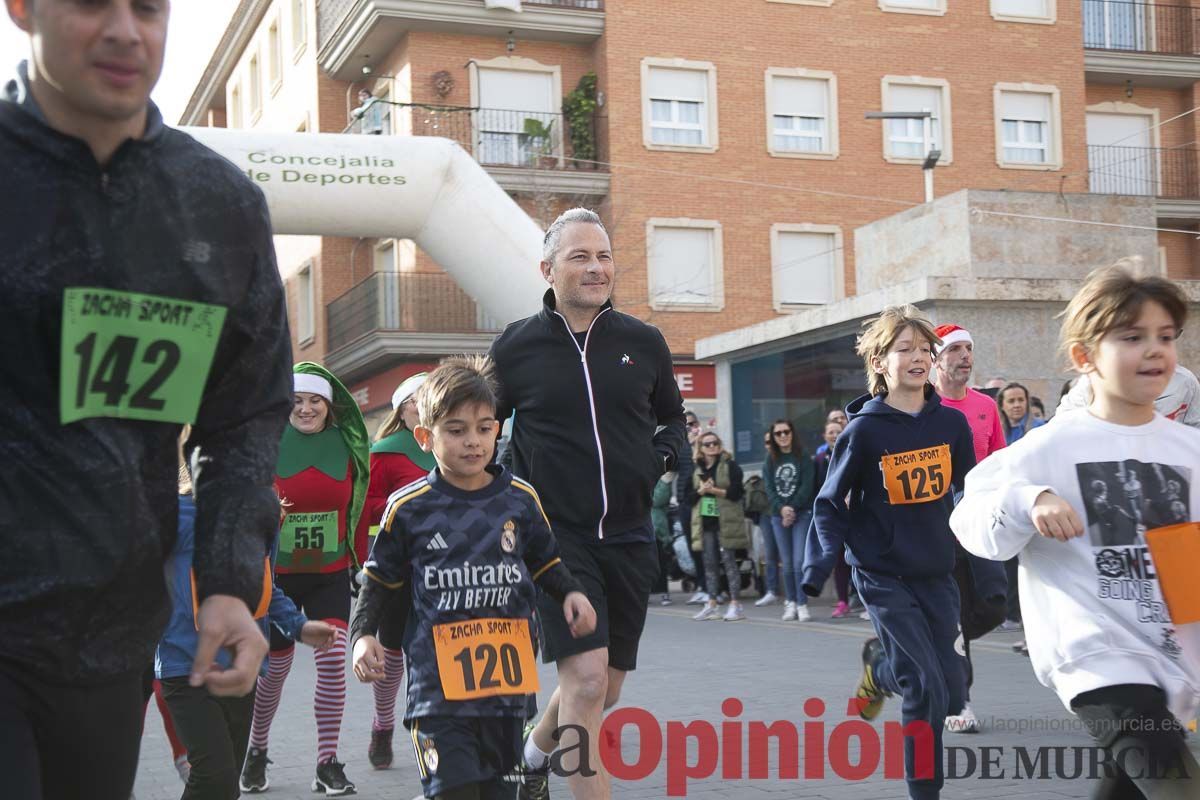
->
[[433, 617, 539, 701], [60, 287, 227, 425], [880, 444, 951, 505]]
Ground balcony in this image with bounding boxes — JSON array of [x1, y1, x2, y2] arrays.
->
[[1088, 144, 1200, 219], [344, 101, 610, 195], [325, 271, 502, 380], [1084, 0, 1200, 86], [317, 0, 604, 81]]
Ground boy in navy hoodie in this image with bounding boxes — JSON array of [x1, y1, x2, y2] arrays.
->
[[803, 305, 976, 800]]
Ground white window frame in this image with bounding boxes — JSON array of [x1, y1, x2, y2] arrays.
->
[[292, 0, 307, 59], [880, 76, 953, 165], [645, 218, 724, 311], [296, 262, 314, 345], [994, 82, 1063, 170], [1086, 100, 1162, 195], [268, 17, 283, 95], [228, 81, 242, 129], [374, 239, 398, 273], [990, 0, 1056, 24], [641, 58, 719, 153], [770, 223, 845, 310], [468, 56, 564, 166], [765, 68, 839, 160], [879, 0, 946, 16], [248, 51, 262, 123]]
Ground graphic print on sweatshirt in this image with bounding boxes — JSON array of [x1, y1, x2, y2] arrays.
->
[[1077, 459, 1191, 655], [774, 462, 798, 499]]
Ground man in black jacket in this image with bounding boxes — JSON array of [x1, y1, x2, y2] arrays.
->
[[490, 208, 686, 799], [1, 3, 291, 797]]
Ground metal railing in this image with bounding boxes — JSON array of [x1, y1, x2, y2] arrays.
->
[[318, 0, 603, 53], [345, 102, 603, 169], [1083, 0, 1200, 55], [326, 271, 501, 352], [1087, 145, 1200, 199]]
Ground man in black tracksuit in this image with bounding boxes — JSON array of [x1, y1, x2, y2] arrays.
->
[[489, 208, 686, 799], [1, 5, 291, 798]]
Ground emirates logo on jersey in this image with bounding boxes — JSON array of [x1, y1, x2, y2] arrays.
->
[[501, 520, 517, 553]]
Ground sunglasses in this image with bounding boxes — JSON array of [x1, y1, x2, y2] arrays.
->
[[772, 430, 791, 437], [701, 440, 721, 448]]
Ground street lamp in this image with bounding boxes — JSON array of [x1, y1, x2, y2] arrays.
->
[[865, 110, 940, 203]]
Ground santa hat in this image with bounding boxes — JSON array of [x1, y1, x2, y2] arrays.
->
[[293, 372, 333, 402], [391, 372, 428, 410], [934, 324, 972, 351]]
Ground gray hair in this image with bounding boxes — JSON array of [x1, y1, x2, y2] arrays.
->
[[542, 208, 607, 263]]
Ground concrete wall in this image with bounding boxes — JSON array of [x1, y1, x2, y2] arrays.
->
[[855, 189, 1159, 295]]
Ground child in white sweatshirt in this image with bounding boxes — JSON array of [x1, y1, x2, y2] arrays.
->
[[952, 266, 1200, 799]]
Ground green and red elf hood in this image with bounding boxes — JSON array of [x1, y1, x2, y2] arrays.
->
[[278, 362, 370, 569]]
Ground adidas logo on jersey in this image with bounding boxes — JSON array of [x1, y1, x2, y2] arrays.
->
[[426, 532, 449, 551]]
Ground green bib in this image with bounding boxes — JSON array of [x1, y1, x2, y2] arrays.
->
[[280, 510, 341, 556], [59, 287, 227, 425], [699, 496, 719, 518]]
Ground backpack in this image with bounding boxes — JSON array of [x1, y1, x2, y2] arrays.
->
[[742, 474, 770, 519]]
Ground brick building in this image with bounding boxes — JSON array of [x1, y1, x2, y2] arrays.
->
[[181, 0, 1200, 435]]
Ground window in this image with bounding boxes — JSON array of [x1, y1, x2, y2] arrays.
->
[[296, 263, 314, 343], [292, 0, 307, 54], [995, 84, 1061, 169], [268, 20, 282, 93], [879, 0, 946, 15], [374, 240, 396, 273], [248, 53, 261, 121], [881, 77, 951, 163], [642, 58, 718, 152], [991, 0, 1054, 23], [646, 219, 723, 310], [475, 63, 559, 165], [229, 82, 242, 128], [766, 69, 838, 159], [771, 225, 843, 308]]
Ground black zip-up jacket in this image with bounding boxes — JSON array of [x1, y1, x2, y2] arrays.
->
[[490, 290, 686, 540], [0, 65, 293, 682]]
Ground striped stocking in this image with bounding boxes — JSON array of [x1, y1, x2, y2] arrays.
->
[[313, 622, 348, 764], [249, 645, 294, 750], [372, 648, 406, 732]]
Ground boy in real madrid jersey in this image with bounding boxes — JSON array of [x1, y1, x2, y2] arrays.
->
[[350, 356, 595, 800], [803, 306, 976, 800]]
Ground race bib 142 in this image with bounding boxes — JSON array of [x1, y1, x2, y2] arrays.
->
[[60, 287, 227, 425]]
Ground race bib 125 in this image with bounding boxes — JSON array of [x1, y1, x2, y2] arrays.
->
[[880, 444, 951, 505], [60, 287, 226, 425]]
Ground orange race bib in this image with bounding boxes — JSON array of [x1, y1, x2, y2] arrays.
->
[[433, 617, 540, 701], [1145, 522, 1200, 625], [880, 444, 951, 505], [191, 557, 273, 628]]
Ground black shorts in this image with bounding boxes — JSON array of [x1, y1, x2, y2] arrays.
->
[[537, 534, 658, 672], [270, 571, 351, 651], [409, 714, 523, 798]]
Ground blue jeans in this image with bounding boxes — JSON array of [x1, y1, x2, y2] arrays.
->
[[759, 521, 779, 595], [770, 512, 811, 604]]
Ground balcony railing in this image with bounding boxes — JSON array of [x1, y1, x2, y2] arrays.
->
[[344, 102, 603, 170], [1087, 145, 1200, 199], [326, 271, 501, 352], [318, 0, 604, 53], [1083, 0, 1200, 55]]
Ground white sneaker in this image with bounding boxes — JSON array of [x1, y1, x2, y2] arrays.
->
[[795, 604, 812, 622], [693, 604, 720, 621], [781, 601, 798, 621], [755, 592, 781, 607], [723, 603, 745, 621], [687, 591, 709, 605], [945, 704, 980, 733], [174, 755, 191, 784], [859, 610, 871, 621]]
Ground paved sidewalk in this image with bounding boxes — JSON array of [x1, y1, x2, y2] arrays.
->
[[136, 594, 1199, 799]]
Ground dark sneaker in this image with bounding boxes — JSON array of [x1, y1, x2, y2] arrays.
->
[[368, 728, 393, 770], [519, 722, 550, 800], [240, 747, 271, 794], [854, 638, 892, 721], [312, 759, 356, 796]]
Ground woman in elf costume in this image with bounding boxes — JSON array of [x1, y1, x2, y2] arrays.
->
[[241, 363, 369, 797], [361, 372, 433, 770]]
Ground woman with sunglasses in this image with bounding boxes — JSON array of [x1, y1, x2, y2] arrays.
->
[[763, 419, 816, 622], [687, 433, 750, 621]]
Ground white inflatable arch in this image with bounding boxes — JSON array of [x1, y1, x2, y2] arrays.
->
[[183, 127, 546, 323]]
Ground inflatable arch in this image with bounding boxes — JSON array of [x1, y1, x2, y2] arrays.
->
[[183, 127, 547, 324]]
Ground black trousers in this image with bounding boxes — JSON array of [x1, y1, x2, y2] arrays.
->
[[1071, 684, 1198, 800], [161, 677, 257, 800], [1003, 556, 1021, 622], [951, 549, 1007, 695], [0, 658, 143, 800]]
